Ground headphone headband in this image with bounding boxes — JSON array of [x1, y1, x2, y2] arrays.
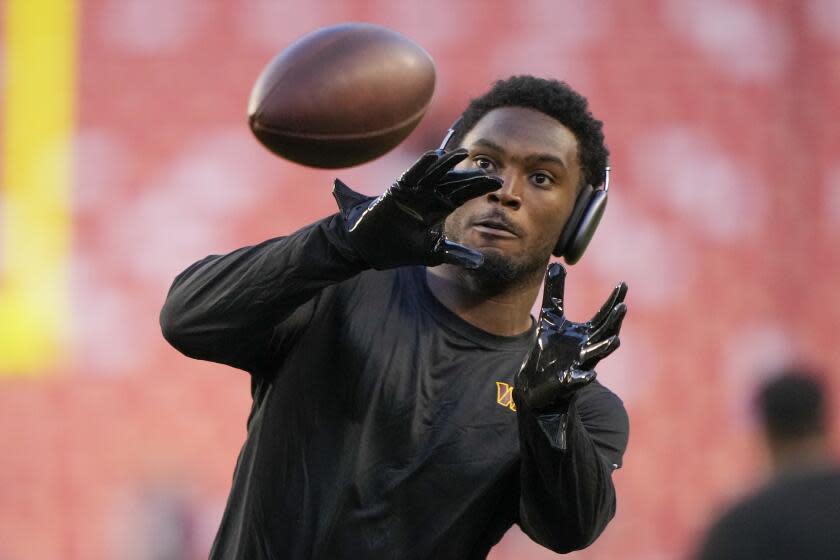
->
[[438, 118, 462, 152]]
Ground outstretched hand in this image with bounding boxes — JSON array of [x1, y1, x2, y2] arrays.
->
[[515, 263, 628, 411], [333, 148, 502, 270]]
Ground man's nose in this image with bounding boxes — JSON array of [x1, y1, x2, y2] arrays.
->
[[486, 172, 522, 210]]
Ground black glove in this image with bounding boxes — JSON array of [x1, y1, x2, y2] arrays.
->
[[515, 263, 628, 412], [332, 148, 502, 270]]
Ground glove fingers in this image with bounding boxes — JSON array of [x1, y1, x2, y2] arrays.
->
[[401, 151, 445, 186], [541, 263, 567, 315], [589, 282, 628, 328], [590, 302, 627, 343], [438, 172, 503, 207], [439, 239, 484, 269], [419, 149, 470, 187], [579, 336, 620, 370]]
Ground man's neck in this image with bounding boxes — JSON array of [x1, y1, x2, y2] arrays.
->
[[769, 434, 833, 475], [425, 264, 543, 337]]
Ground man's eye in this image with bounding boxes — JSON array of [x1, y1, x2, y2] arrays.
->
[[474, 157, 496, 172], [532, 173, 553, 187]]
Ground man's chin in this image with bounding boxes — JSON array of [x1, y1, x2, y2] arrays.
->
[[473, 244, 508, 258], [466, 238, 520, 258], [444, 229, 546, 290], [462, 249, 546, 294]]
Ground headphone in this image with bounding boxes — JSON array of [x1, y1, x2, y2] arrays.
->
[[439, 118, 609, 265]]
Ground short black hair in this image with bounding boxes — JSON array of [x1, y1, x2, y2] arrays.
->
[[757, 367, 827, 442], [451, 75, 609, 188]]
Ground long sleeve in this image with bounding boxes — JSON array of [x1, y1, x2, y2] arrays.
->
[[159, 213, 366, 373], [516, 382, 629, 553]]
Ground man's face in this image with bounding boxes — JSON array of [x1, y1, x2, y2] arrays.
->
[[444, 106, 583, 282]]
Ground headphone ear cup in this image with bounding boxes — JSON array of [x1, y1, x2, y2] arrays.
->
[[562, 189, 607, 265], [554, 185, 594, 257]]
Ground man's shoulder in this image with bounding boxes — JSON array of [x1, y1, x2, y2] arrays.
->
[[329, 266, 402, 303], [707, 468, 840, 542], [699, 496, 763, 560], [324, 266, 426, 324], [335, 266, 416, 295]]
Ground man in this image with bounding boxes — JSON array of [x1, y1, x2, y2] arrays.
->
[[697, 368, 840, 560], [161, 75, 629, 559]]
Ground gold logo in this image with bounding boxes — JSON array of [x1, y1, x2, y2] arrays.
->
[[496, 381, 516, 412]]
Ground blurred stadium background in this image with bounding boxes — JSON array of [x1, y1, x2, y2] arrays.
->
[[2, 0, 840, 558]]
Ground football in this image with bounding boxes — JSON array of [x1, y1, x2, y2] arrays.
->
[[247, 23, 436, 168]]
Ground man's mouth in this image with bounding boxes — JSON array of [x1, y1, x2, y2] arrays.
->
[[472, 214, 519, 238]]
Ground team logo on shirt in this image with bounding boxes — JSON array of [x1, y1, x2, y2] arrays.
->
[[495, 381, 517, 412]]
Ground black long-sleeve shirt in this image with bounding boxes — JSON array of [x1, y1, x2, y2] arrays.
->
[[160, 214, 629, 559]]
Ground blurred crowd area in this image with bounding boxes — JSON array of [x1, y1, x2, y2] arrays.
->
[[2, 0, 840, 558]]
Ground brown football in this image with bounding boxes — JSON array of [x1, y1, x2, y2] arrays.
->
[[247, 23, 436, 168]]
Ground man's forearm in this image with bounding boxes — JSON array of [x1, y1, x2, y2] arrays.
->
[[516, 400, 617, 553], [160, 213, 366, 372]]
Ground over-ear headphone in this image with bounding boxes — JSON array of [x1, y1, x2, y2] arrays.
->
[[438, 118, 609, 265], [553, 166, 609, 264]]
